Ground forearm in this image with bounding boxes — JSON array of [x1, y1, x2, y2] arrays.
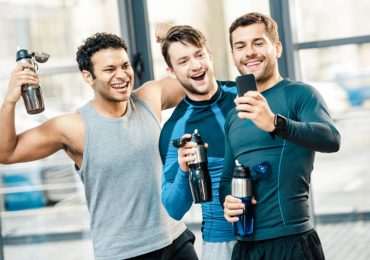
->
[[219, 134, 234, 206], [0, 100, 18, 162], [162, 168, 193, 220], [278, 119, 341, 153]]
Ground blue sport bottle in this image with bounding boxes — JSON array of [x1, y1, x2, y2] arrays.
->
[[231, 160, 254, 237]]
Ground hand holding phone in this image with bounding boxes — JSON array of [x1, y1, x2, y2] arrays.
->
[[236, 74, 257, 96]]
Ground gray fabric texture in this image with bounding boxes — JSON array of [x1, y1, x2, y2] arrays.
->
[[77, 93, 186, 259]]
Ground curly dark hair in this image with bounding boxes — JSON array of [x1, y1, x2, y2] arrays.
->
[[229, 12, 279, 48], [76, 32, 128, 78], [161, 25, 206, 68]]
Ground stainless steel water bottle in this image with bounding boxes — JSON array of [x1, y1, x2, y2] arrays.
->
[[232, 160, 254, 237], [187, 129, 213, 203], [16, 49, 49, 114]]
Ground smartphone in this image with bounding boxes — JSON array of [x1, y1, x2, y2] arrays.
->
[[236, 74, 257, 96]]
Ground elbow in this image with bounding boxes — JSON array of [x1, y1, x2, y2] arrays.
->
[[164, 205, 183, 220], [161, 195, 183, 221], [0, 154, 12, 164], [167, 210, 183, 221], [321, 136, 340, 153], [331, 140, 340, 153], [327, 133, 341, 153]]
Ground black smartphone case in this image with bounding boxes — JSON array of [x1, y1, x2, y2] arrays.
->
[[236, 74, 257, 96]]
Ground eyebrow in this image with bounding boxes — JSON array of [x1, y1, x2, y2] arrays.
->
[[103, 61, 130, 68], [233, 37, 266, 46], [103, 65, 115, 68]]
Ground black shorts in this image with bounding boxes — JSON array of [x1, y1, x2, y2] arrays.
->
[[127, 228, 199, 260], [232, 229, 325, 260]]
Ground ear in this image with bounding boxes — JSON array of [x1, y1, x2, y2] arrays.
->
[[166, 67, 177, 80], [82, 70, 94, 86], [275, 41, 283, 58]]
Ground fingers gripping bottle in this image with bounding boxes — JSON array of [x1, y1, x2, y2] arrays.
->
[[16, 49, 50, 114], [187, 129, 213, 203], [232, 160, 254, 237]]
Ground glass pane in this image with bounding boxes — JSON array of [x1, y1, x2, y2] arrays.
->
[[291, 0, 370, 42], [0, 0, 120, 101], [147, 0, 270, 82], [297, 42, 370, 260], [0, 1, 120, 259], [298, 44, 370, 108]]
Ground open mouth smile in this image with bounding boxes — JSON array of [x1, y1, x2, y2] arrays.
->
[[190, 71, 206, 81], [111, 82, 129, 89]]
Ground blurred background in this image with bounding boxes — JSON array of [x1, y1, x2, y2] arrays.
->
[[0, 0, 369, 259]]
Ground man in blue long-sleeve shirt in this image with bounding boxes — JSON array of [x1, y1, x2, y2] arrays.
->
[[220, 12, 341, 260], [158, 25, 237, 260]]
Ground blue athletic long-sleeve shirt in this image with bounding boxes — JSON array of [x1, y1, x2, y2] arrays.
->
[[159, 81, 237, 242], [220, 79, 341, 241]]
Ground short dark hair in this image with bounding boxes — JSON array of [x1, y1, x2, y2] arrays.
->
[[161, 25, 206, 68], [76, 32, 128, 78], [229, 12, 279, 48]]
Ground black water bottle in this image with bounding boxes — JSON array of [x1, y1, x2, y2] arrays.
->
[[187, 129, 212, 203], [232, 160, 254, 237]]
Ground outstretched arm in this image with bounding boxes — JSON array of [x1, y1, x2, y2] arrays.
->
[[235, 86, 340, 153]]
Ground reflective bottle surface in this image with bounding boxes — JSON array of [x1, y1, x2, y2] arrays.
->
[[16, 49, 45, 114], [232, 160, 254, 237], [188, 129, 212, 203]]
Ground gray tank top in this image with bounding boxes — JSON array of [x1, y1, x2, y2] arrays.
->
[[77, 93, 186, 259]]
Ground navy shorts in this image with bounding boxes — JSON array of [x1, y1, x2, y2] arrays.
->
[[232, 229, 325, 260], [128, 229, 198, 260]]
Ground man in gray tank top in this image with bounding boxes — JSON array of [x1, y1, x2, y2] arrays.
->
[[0, 33, 198, 259]]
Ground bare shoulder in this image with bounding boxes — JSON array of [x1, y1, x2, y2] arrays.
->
[[134, 80, 162, 118], [43, 113, 83, 147], [53, 112, 83, 137], [134, 77, 185, 113]]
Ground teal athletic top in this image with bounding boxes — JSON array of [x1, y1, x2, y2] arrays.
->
[[219, 79, 341, 241], [160, 81, 237, 242]]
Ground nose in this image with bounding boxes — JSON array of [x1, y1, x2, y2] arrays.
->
[[245, 46, 257, 58], [190, 58, 202, 70], [115, 68, 129, 80]]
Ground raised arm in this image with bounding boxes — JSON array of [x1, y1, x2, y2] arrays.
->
[[134, 78, 185, 119], [0, 64, 66, 164], [155, 23, 174, 43]]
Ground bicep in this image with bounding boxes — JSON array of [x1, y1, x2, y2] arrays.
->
[[7, 119, 64, 163]]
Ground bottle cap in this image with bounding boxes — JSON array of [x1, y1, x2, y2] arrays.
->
[[16, 49, 31, 61], [190, 129, 203, 144], [234, 160, 251, 178]]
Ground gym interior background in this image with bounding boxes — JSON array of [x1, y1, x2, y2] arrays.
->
[[0, 0, 369, 259]]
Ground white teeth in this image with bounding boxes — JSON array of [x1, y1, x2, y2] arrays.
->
[[246, 60, 262, 67], [191, 71, 206, 78], [111, 82, 128, 89]]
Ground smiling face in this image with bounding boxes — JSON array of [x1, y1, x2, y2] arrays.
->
[[167, 42, 217, 101], [231, 23, 282, 86], [85, 48, 134, 104]]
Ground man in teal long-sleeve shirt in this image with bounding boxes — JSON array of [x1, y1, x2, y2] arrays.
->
[[220, 12, 341, 260]]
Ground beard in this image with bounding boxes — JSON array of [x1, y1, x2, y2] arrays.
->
[[237, 56, 277, 85], [177, 77, 212, 96]]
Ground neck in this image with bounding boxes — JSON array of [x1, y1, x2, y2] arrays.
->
[[91, 98, 128, 118], [257, 72, 283, 92], [187, 78, 218, 101]]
